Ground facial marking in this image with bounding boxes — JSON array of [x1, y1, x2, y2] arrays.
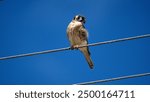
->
[[79, 17, 82, 21]]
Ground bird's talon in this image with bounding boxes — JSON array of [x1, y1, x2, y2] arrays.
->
[[70, 46, 74, 50], [70, 45, 79, 50], [74, 45, 79, 49]]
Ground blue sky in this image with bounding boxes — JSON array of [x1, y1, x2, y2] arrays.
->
[[0, 0, 150, 85]]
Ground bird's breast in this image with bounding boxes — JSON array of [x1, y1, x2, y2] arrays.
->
[[68, 23, 82, 45]]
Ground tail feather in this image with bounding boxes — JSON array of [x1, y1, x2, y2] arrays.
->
[[80, 48, 94, 69], [85, 54, 94, 69]]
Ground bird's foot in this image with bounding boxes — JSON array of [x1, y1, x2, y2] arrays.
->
[[74, 45, 79, 49], [70, 45, 79, 50], [70, 45, 74, 50]]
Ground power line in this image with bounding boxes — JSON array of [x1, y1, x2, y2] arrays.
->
[[74, 72, 150, 85], [88, 34, 150, 47], [0, 47, 70, 60], [0, 34, 150, 60]]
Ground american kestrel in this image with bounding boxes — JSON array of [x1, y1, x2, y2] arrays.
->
[[67, 15, 94, 69]]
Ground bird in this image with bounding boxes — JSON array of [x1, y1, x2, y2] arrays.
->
[[67, 15, 94, 69]]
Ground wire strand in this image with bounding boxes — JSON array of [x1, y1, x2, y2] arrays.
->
[[74, 72, 150, 85], [0, 34, 150, 60]]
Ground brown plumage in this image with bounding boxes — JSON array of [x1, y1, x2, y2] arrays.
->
[[67, 15, 94, 69]]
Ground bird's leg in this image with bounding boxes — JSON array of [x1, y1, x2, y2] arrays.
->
[[70, 45, 74, 50], [73, 45, 79, 49], [70, 45, 79, 50]]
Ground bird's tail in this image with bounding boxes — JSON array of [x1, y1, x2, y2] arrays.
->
[[80, 48, 94, 69]]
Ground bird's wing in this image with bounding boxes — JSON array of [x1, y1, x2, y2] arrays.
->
[[78, 27, 88, 41], [79, 27, 91, 55], [66, 23, 73, 46]]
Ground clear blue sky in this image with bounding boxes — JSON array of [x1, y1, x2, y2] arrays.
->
[[0, 0, 150, 85]]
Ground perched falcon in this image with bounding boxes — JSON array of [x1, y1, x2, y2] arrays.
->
[[67, 15, 94, 69]]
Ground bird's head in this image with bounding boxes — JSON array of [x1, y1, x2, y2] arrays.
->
[[73, 15, 86, 24]]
